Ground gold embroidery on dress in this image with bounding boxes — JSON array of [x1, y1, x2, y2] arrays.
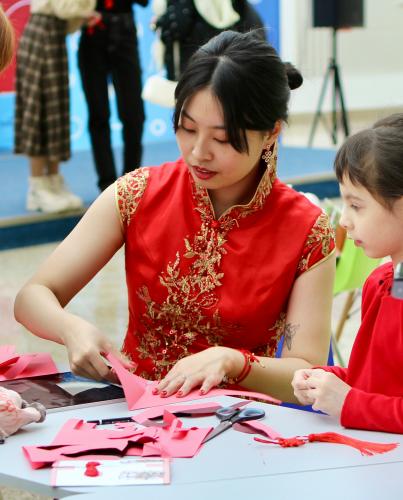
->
[[135, 152, 278, 379], [116, 168, 149, 226], [254, 312, 286, 358], [298, 212, 335, 273]]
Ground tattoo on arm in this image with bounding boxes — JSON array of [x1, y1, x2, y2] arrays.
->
[[283, 322, 300, 350]]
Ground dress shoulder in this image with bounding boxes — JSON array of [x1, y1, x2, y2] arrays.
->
[[297, 211, 336, 276], [115, 168, 150, 227]]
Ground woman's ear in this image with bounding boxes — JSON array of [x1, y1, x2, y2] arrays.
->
[[264, 121, 282, 148]]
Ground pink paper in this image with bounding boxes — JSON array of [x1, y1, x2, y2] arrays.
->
[[233, 419, 282, 439], [0, 345, 19, 368], [106, 353, 281, 410], [0, 351, 58, 381], [133, 402, 222, 424], [24, 412, 214, 469]]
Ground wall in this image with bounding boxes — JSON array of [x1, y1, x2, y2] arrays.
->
[[280, 0, 403, 114]]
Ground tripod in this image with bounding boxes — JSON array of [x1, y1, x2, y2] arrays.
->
[[308, 28, 350, 147]]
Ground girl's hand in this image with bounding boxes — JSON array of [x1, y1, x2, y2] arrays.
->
[[291, 368, 317, 405], [294, 369, 351, 418], [60, 315, 133, 383], [154, 347, 244, 398]]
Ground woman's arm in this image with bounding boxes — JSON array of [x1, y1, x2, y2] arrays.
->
[[241, 252, 336, 402], [14, 185, 129, 380], [155, 252, 336, 401]]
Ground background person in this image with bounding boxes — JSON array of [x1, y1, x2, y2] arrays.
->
[[78, 0, 149, 192], [154, 0, 264, 81], [15, 31, 336, 403], [14, 0, 96, 213], [292, 113, 403, 433]]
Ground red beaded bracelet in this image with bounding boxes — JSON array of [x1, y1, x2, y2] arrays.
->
[[225, 349, 263, 385]]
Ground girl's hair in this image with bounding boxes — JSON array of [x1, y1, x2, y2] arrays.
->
[[334, 113, 403, 208], [0, 5, 14, 73], [173, 30, 303, 153]]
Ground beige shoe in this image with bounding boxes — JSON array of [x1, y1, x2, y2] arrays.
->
[[26, 176, 74, 213], [48, 174, 84, 210]]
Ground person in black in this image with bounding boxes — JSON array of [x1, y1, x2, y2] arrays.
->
[[78, 0, 149, 191], [156, 0, 264, 81]]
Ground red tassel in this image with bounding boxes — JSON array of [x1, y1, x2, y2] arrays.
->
[[254, 437, 306, 448], [254, 432, 398, 456], [307, 432, 398, 456]]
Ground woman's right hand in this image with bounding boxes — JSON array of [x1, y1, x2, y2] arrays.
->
[[60, 314, 132, 382]]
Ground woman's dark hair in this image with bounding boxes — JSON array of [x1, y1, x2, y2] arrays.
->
[[334, 113, 403, 208], [173, 30, 303, 153]]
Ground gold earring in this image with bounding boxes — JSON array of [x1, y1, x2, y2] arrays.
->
[[262, 142, 277, 174]]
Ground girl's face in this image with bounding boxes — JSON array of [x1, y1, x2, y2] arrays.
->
[[339, 175, 403, 265], [176, 88, 274, 203]]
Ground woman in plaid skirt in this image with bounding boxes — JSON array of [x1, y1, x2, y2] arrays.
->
[[14, 1, 96, 213]]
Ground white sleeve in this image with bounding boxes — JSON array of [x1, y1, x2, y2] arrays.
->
[[50, 0, 96, 19]]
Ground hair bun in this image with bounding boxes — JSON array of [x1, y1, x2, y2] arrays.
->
[[284, 62, 303, 90]]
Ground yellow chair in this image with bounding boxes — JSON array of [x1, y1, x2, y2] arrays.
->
[[332, 237, 381, 366]]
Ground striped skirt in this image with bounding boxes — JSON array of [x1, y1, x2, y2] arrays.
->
[[14, 14, 70, 162]]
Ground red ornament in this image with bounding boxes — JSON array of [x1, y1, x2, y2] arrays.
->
[[84, 461, 101, 477]]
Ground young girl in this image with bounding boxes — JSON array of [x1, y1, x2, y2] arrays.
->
[[14, 0, 96, 213], [0, 4, 14, 73], [14, 30, 335, 403], [292, 113, 403, 433]]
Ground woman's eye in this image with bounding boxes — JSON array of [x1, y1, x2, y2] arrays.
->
[[214, 138, 229, 144], [350, 204, 360, 211], [182, 126, 196, 133]]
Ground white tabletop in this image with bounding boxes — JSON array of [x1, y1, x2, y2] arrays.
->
[[1, 396, 402, 499], [61, 462, 403, 500]]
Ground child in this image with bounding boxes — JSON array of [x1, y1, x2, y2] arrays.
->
[[0, 4, 14, 72], [292, 113, 403, 433]]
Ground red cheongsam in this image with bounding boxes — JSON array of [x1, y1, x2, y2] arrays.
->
[[115, 155, 335, 380]]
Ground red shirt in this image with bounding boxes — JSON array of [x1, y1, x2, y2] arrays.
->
[[115, 157, 334, 380], [323, 262, 403, 433]]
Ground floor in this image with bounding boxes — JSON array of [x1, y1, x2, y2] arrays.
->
[[0, 109, 392, 500]]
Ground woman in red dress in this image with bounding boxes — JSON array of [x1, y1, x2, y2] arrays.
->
[[292, 113, 403, 431], [15, 31, 335, 403]]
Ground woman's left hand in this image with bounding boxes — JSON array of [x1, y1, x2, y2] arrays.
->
[[154, 347, 244, 398], [302, 370, 351, 418]]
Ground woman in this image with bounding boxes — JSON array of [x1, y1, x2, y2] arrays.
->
[[15, 31, 336, 403], [14, 0, 96, 213]]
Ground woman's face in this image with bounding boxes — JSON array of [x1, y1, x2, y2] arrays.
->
[[176, 88, 273, 202]]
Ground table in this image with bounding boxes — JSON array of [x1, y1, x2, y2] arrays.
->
[[1, 396, 402, 499]]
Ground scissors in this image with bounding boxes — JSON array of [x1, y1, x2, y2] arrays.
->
[[202, 405, 265, 443]]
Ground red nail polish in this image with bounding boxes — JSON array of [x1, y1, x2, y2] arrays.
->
[[199, 389, 205, 395], [176, 391, 183, 397], [152, 388, 158, 395], [161, 390, 167, 397]]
